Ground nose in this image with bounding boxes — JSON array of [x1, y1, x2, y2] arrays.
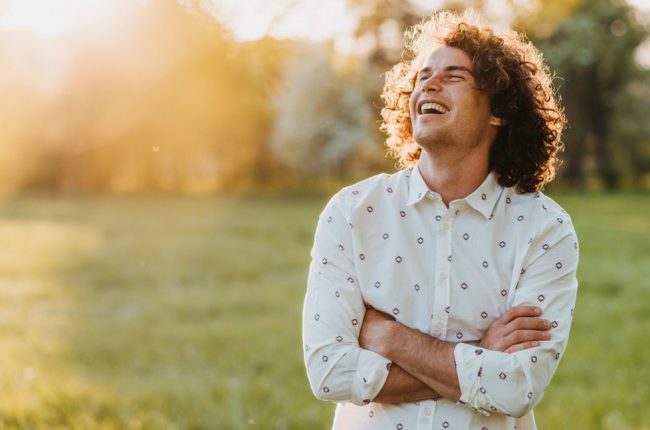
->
[[421, 76, 442, 93]]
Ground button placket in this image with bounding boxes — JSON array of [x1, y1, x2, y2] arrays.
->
[[416, 400, 437, 430], [432, 208, 452, 338]]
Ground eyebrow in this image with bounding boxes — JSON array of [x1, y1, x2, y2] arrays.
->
[[418, 65, 474, 76]]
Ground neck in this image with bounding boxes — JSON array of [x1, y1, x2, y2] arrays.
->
[[417, 146, 490, 206]]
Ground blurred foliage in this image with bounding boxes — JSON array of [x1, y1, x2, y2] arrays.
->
[[0, 0, 648, 194], [0, 0, 288, 195], [268, 43, 391, 185], [536, 0, 650, 189], [351, 0, 422, 69]]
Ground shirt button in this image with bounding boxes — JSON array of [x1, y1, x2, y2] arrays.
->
[[440, 272, 448, 280], [442, 222, 450, 230], [424, 406, 433, 415]]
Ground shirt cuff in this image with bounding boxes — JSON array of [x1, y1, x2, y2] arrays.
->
[[350, 349, 392, 406], [454, 343, 490, 415]]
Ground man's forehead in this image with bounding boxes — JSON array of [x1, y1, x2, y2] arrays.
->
[[418, 46, 473, 71]]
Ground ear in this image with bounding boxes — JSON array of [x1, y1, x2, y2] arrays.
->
[[490, 116, 507, 127]]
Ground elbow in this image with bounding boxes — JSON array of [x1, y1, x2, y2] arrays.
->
[[504, 401, 534, 419], [488, 386, 535, 418], [478, 352, 540, 418], [305, 361, 349, 403], [304, 346, 362, 403], [305, 364, 328, 401], [304, 346, 383, 406], [308, 375, 352, 403], [308, 375, 336, 402], [496, 386, 537, 418], [470, 391, 534, 418], [313, 387, 338, 403]]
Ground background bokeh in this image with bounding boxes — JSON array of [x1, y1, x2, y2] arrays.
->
[[0, 0, 648, 429]]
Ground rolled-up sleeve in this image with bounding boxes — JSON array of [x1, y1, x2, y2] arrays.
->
[[454, 215, 579, 417], [302, 191, 391, 406]]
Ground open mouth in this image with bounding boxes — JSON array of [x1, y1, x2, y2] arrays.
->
[[419, 102, 449, 115]]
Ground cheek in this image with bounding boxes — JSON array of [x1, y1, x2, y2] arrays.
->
[[409, 93, 417, 118], [458, 96, 489, 121], [474, 95, 494, 119]]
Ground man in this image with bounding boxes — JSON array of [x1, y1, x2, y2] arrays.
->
[[303, 10, 578, 430]]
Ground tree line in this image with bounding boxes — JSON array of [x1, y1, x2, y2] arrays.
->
[[0, 0, 648, 195]]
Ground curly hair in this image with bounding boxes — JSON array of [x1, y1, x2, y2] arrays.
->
[[380, 10, 565, 193]]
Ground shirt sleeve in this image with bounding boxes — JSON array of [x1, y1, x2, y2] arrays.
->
[[454, 214, 579, 417], [302, 191, 391, 406]]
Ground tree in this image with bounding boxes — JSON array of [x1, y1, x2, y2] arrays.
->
[[268, 43, 379, 182], [534, 0, 650, 188], [350, 0, 423, 70]]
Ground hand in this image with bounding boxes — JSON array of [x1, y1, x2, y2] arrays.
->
[[479, 306, 551, 353], [358, 306, 397, 357]]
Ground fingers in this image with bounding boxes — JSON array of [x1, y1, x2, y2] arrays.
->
[[482, 318, 552, 352], [505, 341, 541, 353], [504, 317, 551, 335], [500, 305, 542, 325], [480, 306, 551, 352], [505, 329, 551, 346]]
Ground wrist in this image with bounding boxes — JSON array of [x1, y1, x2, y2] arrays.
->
[[382, 320, 404, 358]]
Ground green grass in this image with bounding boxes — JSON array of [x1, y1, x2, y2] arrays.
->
[[0, 193, 648, 429]]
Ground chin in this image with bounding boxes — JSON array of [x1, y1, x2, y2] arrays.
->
[[414, 133, 443, 147]]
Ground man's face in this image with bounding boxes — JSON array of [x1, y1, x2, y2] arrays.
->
[[409, 45, 501, 154]]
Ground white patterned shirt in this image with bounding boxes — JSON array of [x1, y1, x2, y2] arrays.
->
[[302, 164, 579, 430]]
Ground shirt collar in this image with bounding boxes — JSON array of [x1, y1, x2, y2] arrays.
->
[[406, 165, 431, 206], [464, 170, 503, 219], [406, 164, 503, 219]]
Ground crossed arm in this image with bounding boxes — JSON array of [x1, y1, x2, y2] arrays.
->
[[364, 305, 552, 404]]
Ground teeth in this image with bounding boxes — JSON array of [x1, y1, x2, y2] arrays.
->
[[420, 102, 449, 114]]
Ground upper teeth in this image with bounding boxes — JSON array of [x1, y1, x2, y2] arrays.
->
[[421, 102, 448, 114]]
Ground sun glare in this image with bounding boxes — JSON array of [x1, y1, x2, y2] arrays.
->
[[0, 0, 111, 35], [214, 0, 356, 41]]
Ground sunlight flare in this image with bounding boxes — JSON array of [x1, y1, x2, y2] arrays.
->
[[0, 0, 113, 35]]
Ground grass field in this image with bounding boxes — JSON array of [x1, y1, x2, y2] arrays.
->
[[0, 193, 648, 429]]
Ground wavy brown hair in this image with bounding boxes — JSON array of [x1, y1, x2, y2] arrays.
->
[[380, 10, 565, 193]]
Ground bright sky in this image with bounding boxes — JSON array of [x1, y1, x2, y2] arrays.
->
[[210, 0, 454, 53], [0, 0, 120, 35], [211, 0, 367, 53], [629, 0, 650, 11], [2, 0, 649, 38], [214, 0, 353, 41], [213, 0, 650, 39], [1, 0, 649, 61], [212, 0, 650, 61]]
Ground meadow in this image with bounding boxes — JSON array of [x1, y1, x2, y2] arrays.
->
[[0, 193, 648, 429]]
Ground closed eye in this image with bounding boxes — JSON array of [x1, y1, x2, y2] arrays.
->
[[418, 74, 464, 83]]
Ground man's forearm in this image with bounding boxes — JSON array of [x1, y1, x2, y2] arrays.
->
[[373, 363, 442, 404], [360, 305, 556, 405], [383, 322, 462, 402]]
